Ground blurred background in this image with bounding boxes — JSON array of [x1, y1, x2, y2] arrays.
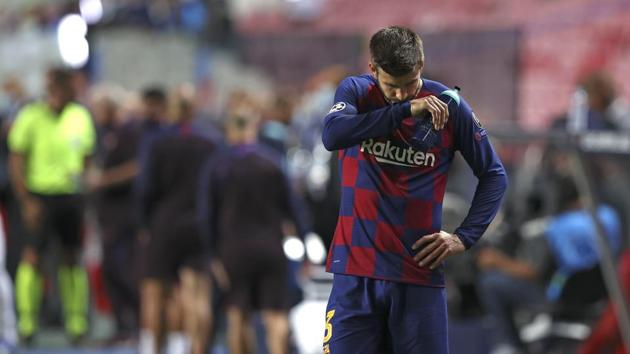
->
[[1, 0, 630, 353]]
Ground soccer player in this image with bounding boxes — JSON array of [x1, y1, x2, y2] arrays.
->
[[199, 102, 309, 354], [321, 26, 508, 353], [89, 90, 141, 343], [0, 215, 17, 352], [9, 68, 95, 343], [137, 92, 220, 354]]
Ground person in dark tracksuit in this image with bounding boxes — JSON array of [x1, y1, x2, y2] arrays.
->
[[137, 99, 220, 354], [89, 92, 142, 343], [199, 104, 308, 354]]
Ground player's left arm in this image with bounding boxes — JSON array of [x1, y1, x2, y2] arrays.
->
[[413, 98, 507, 269], [451, 99, 508, 248]]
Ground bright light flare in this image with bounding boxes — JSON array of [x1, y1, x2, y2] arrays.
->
[[283, 236, 305, 261], [80, 0, 103, 24], [305, 232, 326, 264], [57, 14, 89, 68]]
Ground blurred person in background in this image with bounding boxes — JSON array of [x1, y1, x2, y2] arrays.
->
[[320, 26, 507, 354], [550, 71, 630, 247], [551, 71, 629, 133], [8, 67, 95, 344], [169, 83, 223, 142], [137, 90, 220, 354], [1, 78, 29, 179], [199, 101, 309, 354], [0, 76, 27, 353], [0, 78, 20, 195], [259, 93, 298, 156], [87, 86, 142, 344], [580, 71, 630, 131], [136, 86, 170, 174], [1, 78, 29, 126], [476, 218, 551, 354], [1, 77, 30, 278], [542, 175, 621, 306], [134, 85, 169, 259], [580, 72, 630, 249], [477, 175, 622, 354], [0, 214, 17, 353]]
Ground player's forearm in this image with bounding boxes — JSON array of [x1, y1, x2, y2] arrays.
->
[[322, 102, 411, 150], [9, 153, 31, 203], [99, 161, 139, 188], [454, 171, 508, 249]]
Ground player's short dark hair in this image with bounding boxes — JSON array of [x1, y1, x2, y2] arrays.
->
[[581, 71, 616, 108], [47, 67, 75, 98], [142, 86, 167, 104], [369, 26, 424, 77]]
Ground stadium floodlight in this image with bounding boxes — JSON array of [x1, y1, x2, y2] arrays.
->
[[283, 235, 305, 262], [305, 232, 326, 264], [79, 0, 103, 24], [57, 14, 89, 68]]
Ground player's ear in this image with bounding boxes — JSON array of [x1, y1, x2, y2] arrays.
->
[[369, 62, 378, 77], [416, 63, 424, 77]]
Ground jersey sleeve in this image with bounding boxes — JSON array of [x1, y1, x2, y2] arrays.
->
[[321, 77, 412, 151], [8, 105, 34, 153], [452, 99, 508, 248]]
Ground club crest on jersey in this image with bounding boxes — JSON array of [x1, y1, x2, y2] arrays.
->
[[329, 102, 346, 113], [360, 139, 435, 167]]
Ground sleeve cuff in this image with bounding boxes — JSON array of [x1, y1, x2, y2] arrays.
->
[[453, 228, 476, 249], [392, 101, 412, 125]]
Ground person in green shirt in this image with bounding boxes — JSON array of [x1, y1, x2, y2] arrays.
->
[[8, 67, 95, 344]]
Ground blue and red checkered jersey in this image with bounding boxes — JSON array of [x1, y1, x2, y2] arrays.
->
[[322, 74, 507, 286]]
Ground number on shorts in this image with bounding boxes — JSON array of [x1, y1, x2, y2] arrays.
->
[[323, 309, 335, 343]]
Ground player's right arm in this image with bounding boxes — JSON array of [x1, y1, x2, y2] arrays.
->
[[321, 77, 412, 151], [7, 105, 42, 229]]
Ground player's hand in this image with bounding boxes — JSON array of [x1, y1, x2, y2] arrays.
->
[[21, 197, 42, 232], [85, 169, 102, 192], [412, 231, 465, 269], [210, 259, 231, 291], [410, 95, 449, 130]]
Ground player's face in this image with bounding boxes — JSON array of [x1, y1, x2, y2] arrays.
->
[[46, 81, 70, 113], [371, 64, 422, 103]]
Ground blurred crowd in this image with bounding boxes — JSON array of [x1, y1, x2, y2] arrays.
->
[[1, 0, 230, 34], [0, 63, 629, 354], [0, 64, 343, 354]]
